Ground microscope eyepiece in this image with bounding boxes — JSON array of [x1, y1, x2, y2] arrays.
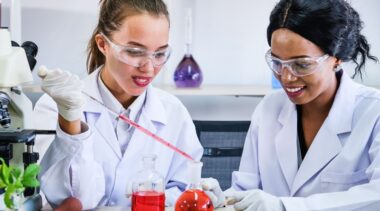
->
[[0, 93, 11, 128], [10, 40, 38, 70], [22, 41, 38, 70]]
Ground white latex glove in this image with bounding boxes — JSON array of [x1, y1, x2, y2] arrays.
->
[[201, 178, 226, 208], [38, 66, 85, 121], [226, 189, 285, 211]]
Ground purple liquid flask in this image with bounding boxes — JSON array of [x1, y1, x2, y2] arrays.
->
[[174, 9, 203, 88]]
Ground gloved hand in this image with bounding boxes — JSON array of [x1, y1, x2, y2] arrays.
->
[[201, 178, 226, 208], [38, 66, 85, 121], [226, 189, 285, 211]]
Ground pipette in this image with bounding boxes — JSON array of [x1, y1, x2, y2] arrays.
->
[[86, 93, 195, 161], [37, 66, 195, 162]]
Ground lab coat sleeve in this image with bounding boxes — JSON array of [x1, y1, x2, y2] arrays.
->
[[37, 95, 105, 210], [33, 94, 62, 164], [231, 103, 263, 191], [163, 107, 204, 206], [281, 119, 380, 211]]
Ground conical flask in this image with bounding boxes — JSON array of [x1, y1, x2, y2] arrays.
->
[[175, 161, 214, 211], [132, 155, 165, 211], [173, 8, 203, 88]]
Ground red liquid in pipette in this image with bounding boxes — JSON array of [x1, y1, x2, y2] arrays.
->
[[82, 92, 195, 161], [119, 114, 194, 161], [132, 191, 165, 211]]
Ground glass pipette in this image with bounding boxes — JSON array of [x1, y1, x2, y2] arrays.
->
[[83, 93, 195, 161]]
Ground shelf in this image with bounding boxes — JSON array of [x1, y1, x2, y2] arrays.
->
[[156, 85, 273, 96], [22, 84, 273, 97]]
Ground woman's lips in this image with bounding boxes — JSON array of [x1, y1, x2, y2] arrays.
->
[[132, 76, 152, 87], [284, 86, 305, 98]]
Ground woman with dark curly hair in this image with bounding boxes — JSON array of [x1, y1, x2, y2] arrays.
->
[[206, 0, 380, 210]]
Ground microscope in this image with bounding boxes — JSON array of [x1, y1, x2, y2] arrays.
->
[[0, 28, 42, 210]]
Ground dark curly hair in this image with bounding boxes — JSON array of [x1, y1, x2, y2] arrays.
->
[[267, 0, 378, 79]]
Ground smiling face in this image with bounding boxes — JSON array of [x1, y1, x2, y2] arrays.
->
[[270, 28, 339, 106], [96, 13, 169, 106]]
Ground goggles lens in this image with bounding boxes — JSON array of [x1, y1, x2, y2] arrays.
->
[[265, 50, 329, 77], [102, 33, 171, 67]]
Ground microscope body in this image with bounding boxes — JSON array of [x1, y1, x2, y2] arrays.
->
[[0, 28, 35, 167], [0, 87, 35, 168], [0, 28, 42, 209]]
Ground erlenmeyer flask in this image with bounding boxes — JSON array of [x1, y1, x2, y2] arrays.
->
[[132, 155, 165, 211], [173, 8, 203, 88], [175, 161, 214, 211]]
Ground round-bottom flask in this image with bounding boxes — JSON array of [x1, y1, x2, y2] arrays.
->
[[175, 161, 214, 211]]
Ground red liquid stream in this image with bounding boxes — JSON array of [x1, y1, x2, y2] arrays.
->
[[175, 189, 214, 211], [132, 191, 165, 211]]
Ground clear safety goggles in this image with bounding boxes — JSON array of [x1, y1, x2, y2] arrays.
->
[[101, 33, 171, 68], [265, 50, 329, 77]]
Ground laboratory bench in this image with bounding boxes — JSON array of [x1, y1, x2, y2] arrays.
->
[[94, 206, 234, 211], [40, 204, 235, 211]]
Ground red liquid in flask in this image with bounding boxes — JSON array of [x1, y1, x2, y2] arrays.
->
[[175, 189, 214, 211], [132, 191, 165, 211]]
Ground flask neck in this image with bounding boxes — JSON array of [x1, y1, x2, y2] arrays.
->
[[142, 155, 156, 170], [185, 43, 192, 56], [187, 161, 203, 190], [188, 182, 202, 190]]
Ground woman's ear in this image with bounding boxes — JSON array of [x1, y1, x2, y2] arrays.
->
[[333, 58, 343, 72], [95, 34, 107, 55]]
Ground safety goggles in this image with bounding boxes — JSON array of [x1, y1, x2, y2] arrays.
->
[[101, 33, 171, 68], [265, 50, 329, 77]]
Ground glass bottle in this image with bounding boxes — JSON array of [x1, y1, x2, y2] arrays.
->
[[175, 161, 214, 211], [132, 155, 165, 211], [173, 8, 203, 88]]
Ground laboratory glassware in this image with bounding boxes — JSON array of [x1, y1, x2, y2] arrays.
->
[[132, 155, 165, 211], [173, 8, 203, 88], [175, 161, 214, 211]]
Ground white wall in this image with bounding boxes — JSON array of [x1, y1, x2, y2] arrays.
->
[[1, 0, 380, 120], [165, 0, 380, 87]]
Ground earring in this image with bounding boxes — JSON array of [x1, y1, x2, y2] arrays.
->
[[333, 64, 342, 72]]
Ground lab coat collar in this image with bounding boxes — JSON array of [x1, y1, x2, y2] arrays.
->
[[324, 71, 357, 134], [82, 68, 122, 158], [82, 68, 105, 113], [275, 96, 299, 193], [81, 68, 168, 159], [277, 71, 358, 195], [82, 67, 168, 126], [143, 86, 168, 126]]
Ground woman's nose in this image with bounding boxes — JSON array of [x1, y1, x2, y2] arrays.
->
[[138, 59, 155, 73], [280, 65, 297, 82]]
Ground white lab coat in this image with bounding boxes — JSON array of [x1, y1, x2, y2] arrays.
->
[[33, 69, 203, 209], [232, 72, 380, 210]]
